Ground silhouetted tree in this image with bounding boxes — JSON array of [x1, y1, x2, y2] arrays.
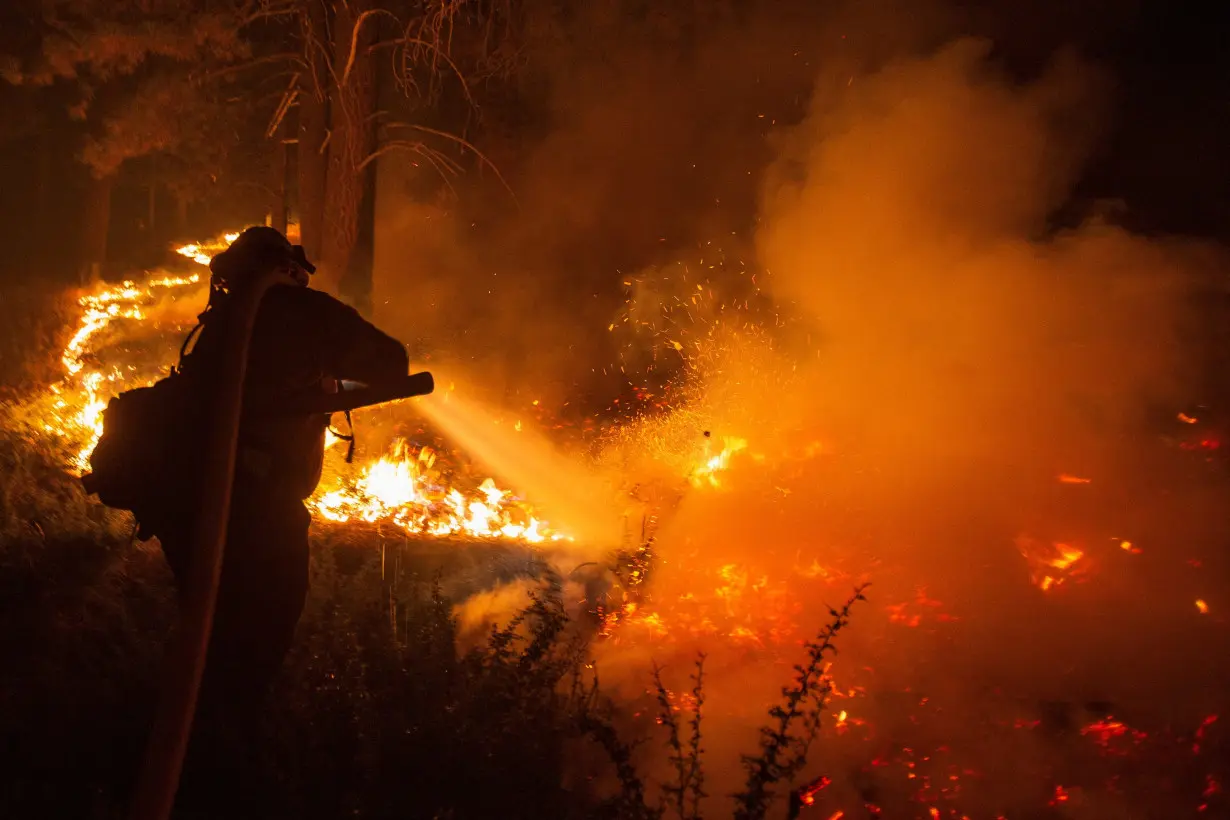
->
[[0, 0, 254, 279]]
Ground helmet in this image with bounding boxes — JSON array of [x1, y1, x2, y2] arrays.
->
[[208, 226, 316, 286]]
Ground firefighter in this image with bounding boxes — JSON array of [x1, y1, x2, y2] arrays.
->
[[151, 226, 409, 807]]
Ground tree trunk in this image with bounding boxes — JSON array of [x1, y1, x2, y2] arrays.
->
[[36, 138, 51, 234], [318, 0, 377, 299], [341, 154, 376, 315], [173, 191, 189, 239], [80, 171, 115, 285], [297, 0, 330, 265], [271, 136, 289, 235], [340, 27, 384, 317]]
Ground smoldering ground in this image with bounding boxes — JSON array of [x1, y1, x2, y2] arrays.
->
[[394, 18, 1230, 814], [580, 38, 1230, 815]]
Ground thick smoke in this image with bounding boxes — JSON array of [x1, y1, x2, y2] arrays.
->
[[757, 38, 1192, 482], [369, 6, 1229, 814], [579, 36, 1229, 815]]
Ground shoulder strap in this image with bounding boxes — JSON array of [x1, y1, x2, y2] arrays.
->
[[327, 409, 356, 464], [175, 322, 204, 372], [174, 285, 229, 375]]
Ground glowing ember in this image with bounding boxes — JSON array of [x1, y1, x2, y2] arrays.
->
[[689, 435, 748, 488], [1194, 715, 1219, 754], [1081, 716, 1147, 754], [1196, 599, 1210, 614], [1016, 537, 1088, 591], [1058, 474, 1092, 484], [886, 588, 956, 628], [605, 561, 802, 645]]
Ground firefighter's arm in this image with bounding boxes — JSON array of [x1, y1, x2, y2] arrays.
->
[[316, 294, 410, 385]]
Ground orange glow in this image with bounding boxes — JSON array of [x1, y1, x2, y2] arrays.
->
[[37, 230, 577, 547], [798, 774, 833, 807], [1196, 599, 1209, 614], [47, 271, 204, 473], [1017, 537, 1088, 591], [1057, 474, 1092, 484], [308, 440, 568, 542], [689, 435, 748, 488], [1082, 716, 1148, 755]]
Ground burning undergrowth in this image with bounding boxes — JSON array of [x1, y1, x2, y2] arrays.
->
[[7, 34, 1230, 816], [13, 232, 580, 556], [546, 38, 1230, 817]]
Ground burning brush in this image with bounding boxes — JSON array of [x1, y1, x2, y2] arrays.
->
[[569, 518, 659, 634]]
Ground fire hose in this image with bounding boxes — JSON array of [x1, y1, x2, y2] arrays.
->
[[127, 269, 433, 820]]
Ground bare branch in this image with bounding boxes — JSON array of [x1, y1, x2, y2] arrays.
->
[[241, 3, 302, 26], [384, 122, 518, 206], [265, 75, 300, 139], [199, 52, 306, 82], [377, 35, 476, 111], [340, 8, 402, 88], [358, 141, 462, 200], [359, 139, 458, 175]]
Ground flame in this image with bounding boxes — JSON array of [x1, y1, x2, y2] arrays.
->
[[37, 229, 569, 546], [1016, 537, 1088, 591], [796, 774, 833, 807], [49, 272, 204, 472], [1081, 716, 1148, 756], [607, 559, 804, 647], [689, 435, 748, 488], [308, 440, 568, 542]]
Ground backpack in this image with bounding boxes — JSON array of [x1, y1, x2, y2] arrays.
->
[[80, 368, 210, 540]]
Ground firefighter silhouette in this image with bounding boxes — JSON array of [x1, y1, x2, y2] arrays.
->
[[150, 226, 409, 803]]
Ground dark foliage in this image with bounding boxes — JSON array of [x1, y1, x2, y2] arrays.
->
[[733, 585, 869, 820]]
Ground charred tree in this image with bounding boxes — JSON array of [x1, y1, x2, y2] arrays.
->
[[271, 134, 290, 235], [80, 171, 114, 284], [318, 0, 379, 299], [172, 190, 189, 239], [342, 149, 377, 315], [297, 0, 330, 263]]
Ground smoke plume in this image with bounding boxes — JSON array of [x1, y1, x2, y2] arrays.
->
[[368, 5, 1228, 812]]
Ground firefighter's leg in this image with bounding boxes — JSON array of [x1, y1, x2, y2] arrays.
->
[[198, 495, 310, 718], [177, 494, 310, 814]]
